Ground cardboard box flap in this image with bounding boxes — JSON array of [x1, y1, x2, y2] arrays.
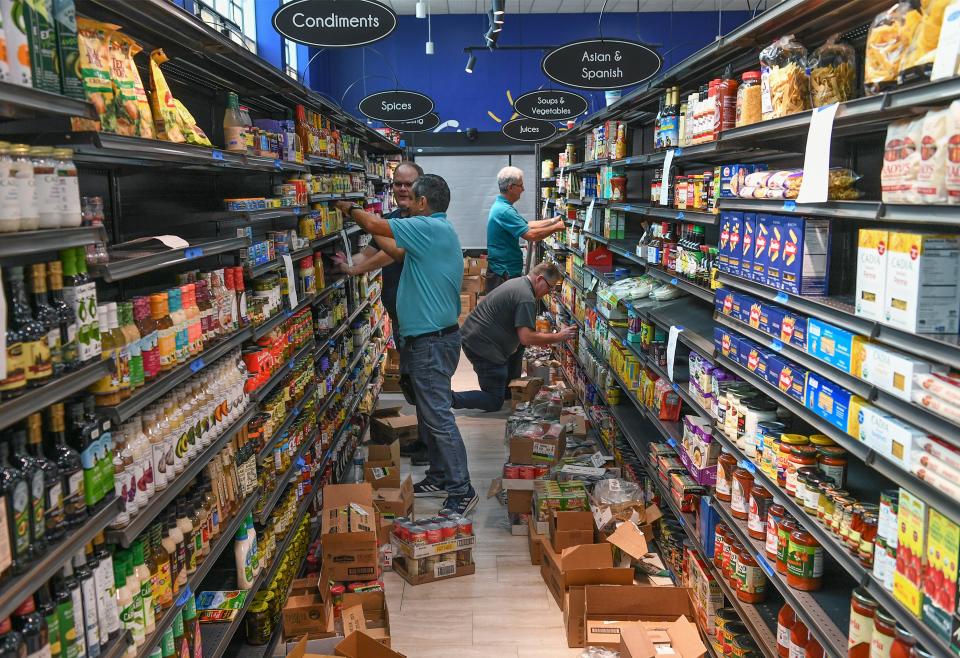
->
[[606, 521, 649, 560], [619, 622, 655, 658], [341, 603, 367, 636], [323, 483, 375, 510], [584, 585, 696, 619], [619, 617, 707, 658], [644, 505, 663, 525], [553, 511, 594, 532], [336, 631, 406, 658], [373, 477, 413, 503], [287, 635, 338, 658], [558, 543, 615, 570], [367, 441, 401, 468]]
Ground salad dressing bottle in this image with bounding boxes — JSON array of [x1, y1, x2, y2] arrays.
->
[[89, 306, 120, 407], [120, 303, 143, 392], [133, 297, 159, 382], [47, 261, 79, 373], [91, 534, 120, 640], [150, 523, 173, 612], [166, 290, 187, 365], [150, 294, 175, 372], [131, 541, 154, 636]]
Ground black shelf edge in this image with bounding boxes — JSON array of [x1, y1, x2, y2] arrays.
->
[[103, 327, 252, 424], [251, 339, 316, 404], [0, 225, 108, 258], [0, 495, 120, 620], [716, 198, 880, 221], [308, 192, 366, 202], [251, 293, 316, 342], [211, 207, 307, 226], [246, 246, 313, 279], [105, 404, 259, 547], [0, 81, 96, 119], [254, 427, 320, 525], [0, 358, 113, 432], [100, 630, 133, 658], [256, 382, 318, 464], [311, 278, 347, 306], [95, 237, 249, 282], [310, 232, 346, 249]]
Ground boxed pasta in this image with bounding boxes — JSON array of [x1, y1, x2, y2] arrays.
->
[[894, 489, 929, 617], [852, 341, 944, 401], [807, 318, 864, 373], [804, 372, 854, 432], [740, 213, 757, 280], [883, 231, 960, 333], [777, 215, 831, 296], [855, 229, 889, 322]]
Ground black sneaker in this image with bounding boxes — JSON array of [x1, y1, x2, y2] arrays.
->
[[413, 478, 445, 498], [442, 488, 479, 515]]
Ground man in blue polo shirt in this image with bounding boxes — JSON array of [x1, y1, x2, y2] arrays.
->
[[335, 175, 477, 514]]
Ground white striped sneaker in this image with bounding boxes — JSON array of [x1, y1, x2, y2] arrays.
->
[[413, 479, 446, 498]]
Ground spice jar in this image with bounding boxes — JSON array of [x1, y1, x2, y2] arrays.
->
[[847, 503, 867, 552], [849, 588, 878, 658], [777, 434, 808, 487], [736, 71, 762, 127], [736, 550, 767, 603], [766, 504, 787, 560], [723, 384, 755, 439], [859, 512, 878, 568], [716, 452, 737, 502], [748, 485, 773, 540], [731, 467, 754, 519], [776, 518, 797, 574], [787, 528, 824, 591], [836, 498, 857, 543], [818, 445, 847, 487], [777, 603, 795, 658], [794, 466, 819, 505], [786, 445, 817, 496]]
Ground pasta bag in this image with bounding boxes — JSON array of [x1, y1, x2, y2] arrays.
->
[[881, 116, 924, 204], [864, 2, 922, 95], [944, 100, 960, 204], [915, 107, 950, 204], [899, 0, 950, 79], [148, 48, 185, 143], [808, 34, 857, 108], [759, 35, 809, 121]]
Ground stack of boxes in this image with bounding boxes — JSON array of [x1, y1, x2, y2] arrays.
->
[[381, 349, 401, 393], [364, 440, 414, 570], [460, 256, 487, 324]]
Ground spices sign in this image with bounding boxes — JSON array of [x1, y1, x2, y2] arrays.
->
[[384, 112, 440, 132], [513, 90, 588, 122], [502, 118, 557, 142], [541, 39, 661, 90], [358, 90, 434, 122], [272, 0, 397, 48]]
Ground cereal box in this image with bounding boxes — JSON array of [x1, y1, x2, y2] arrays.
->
[[884, 232, 960, 334], [855, 229, 889, 322]]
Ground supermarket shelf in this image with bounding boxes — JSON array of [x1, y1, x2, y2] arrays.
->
[[642, 264, 714, 303], [134, 493, 259, 658], [715, 272, 960, 372], [0, 358, 113, 432], [94, 236, 249, 282], [648, 298, 716, 359], [101, 631, 133, 658], [0, 494, 120, 621], [250, 339, 316, 404], [716, 198, 880, 221], [102, 326, 252, 424], [257, 382, 318, 464], [309, 191, 366, 202], [711, 496, 851, 658], [606, 201, 719, 226], [106, 404, 259, 547], [311, 231, 347, 248], [565, 197, 608, 207], [0, 225, 108, 258], [251, 293, 317, 341], [246, 246, 312, 279], [311, 277, 347, 305], [0, 81, 96, 119], [255, 427, 319, 525], [714, 353, 960, 528], [210, 206, 307, 226]]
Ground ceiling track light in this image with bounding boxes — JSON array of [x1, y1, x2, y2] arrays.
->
[[415, 1, 426, 18], [465, 53, 476, 73], [426, 41, 434, 54], [492, 0, 505, 17], [488, 9, 502, 31]]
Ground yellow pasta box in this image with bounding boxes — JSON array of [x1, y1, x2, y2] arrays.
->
[[894, 488, 928, 617], [855, 229, 888, 322], [884, 231, 960, 333]]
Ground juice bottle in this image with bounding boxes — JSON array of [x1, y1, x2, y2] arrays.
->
[[180, 284, 201, 357], [150, 293, 175, 372], [167, 289, 188, 365], [223, 92, 246, 152]]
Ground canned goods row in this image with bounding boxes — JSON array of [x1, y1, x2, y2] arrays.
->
[[392, 512, 473, 545], [503, 463, 550, 479]]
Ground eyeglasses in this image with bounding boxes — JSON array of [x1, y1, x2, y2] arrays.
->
[[393, 181, 415, 189], [512, 182, 525, 190]]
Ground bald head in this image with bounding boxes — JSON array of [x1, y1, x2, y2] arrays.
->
[[498, 166, 525, 203]]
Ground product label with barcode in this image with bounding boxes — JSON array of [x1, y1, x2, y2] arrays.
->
[[434, 560, 457, 578]]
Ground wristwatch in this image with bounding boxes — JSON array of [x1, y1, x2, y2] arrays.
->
[[347, 204, 364, 214]]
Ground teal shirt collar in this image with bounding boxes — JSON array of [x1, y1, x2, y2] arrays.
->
[[496, 195, 512, 205]]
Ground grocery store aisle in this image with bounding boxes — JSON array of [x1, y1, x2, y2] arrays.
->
[[380, 352, 581, 658]]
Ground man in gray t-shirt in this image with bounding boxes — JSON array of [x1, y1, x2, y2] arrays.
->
[[454, 262, 577, 411]]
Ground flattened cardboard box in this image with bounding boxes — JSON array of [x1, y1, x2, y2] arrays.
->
[[564, 586, 587, 647], [583, 584, 699, 649], [321, 484, 380, 582], [539, 542, 634, 611]]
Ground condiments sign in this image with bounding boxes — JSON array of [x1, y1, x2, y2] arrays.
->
[[384, 112, 440, 132], [358, 91, 434, 122], [502, 118, 557, 142], [513, 90, 587, 122], [272, 0, 397, 47], [542, 39, 661, 90]]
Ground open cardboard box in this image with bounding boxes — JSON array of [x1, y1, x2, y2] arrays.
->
[[508, 377, 543, 402], [321, 484, 380, 582], [370, 415, 419, 444], [539, 542, 634, 611], [550, 511, 595, 552], [277, 631, 407, 658], [341, 591, 391, 648], [528, 515, 546, 565], [618, 618, 708, 658], [282, 562, 336, 641], [583, 585, 701, 650], [372, 477, 414, 519], [509, 422, 566, 465]]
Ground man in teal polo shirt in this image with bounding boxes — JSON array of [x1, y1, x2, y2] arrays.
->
[[335, 175, 478, 515]]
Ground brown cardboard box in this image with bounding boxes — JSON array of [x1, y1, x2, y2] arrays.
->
[[381, 374, 401, 393], [393, 558, 476, 586], [509, 422, 566, 465], [583, 585, 699, 649], [507, 489, 533, 515], [550, 511, 595, 552], [340, 592, 391, 647], [461, 275, 483, 294], [618, 618, 708, 658], [539, 542, 634, 610], [564, 586, 587, 647], [321, 484, 380, 582], [605, 520, 651, 563], [372, 476, 414, 519], [509, 377, 543, 402], [384, 348, 401, 374], [528, 516, 546, 565], [560, 413, 589, 437], [370, 416, 419, 444], [335, 631, 407, 657], [459, 293, 476, 312], [282, 564, 336, 640], [365, 441, 402, 490], [273, 635, 341, 657]]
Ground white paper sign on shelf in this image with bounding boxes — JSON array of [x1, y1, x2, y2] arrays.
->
[[796, 103, 840, 204], [342, 230, 354, 266], [584, 198, 597, 234], [282, 254, 299, 308], [660, 149, 675, 205], [933, 2, 960, 81], [667, 325, 683, 381]]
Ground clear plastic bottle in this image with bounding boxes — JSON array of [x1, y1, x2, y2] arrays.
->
[[80, 197, 107, 265], [223, 92, 247, 152], [54, 149, 82, 228]]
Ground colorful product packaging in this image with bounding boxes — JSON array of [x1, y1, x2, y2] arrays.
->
[[855, 229, 889, 322], [894, 489, 929, 617], [752, 214, 773, 283], [804, 372, 853, 432], [884, 231, 960, 334], [852, 341, 944, 402], [778, 216, 832, 295], [806, 318, 865, 374], [922, 509, 959, 642], [740, 213, 756, 280]]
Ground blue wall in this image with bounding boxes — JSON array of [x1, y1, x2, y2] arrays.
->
[[302, 12, 751, 132]]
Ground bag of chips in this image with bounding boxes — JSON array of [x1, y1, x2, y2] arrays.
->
[[944, 101, 960, 204], [124, 37, 155, 139], [808, 34, 857, 107], [108, 34, 139, 137], [865, 2, 922, 94], [75, 18, 119, 133]]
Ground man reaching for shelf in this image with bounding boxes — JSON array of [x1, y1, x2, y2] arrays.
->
[[334, 175, 478, 515], [454, 261, 577, 412]]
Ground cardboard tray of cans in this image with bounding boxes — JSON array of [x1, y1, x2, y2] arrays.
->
[[392, 556, 476, 586], [391, 533, 477, 559]]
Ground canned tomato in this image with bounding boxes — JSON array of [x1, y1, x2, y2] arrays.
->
[[535, 464, 550, 478], [409, 525, 427, 545], [519, 464, 536, 480], [440, 521, 457, 540], [457, 518, 474, 536], [424, 523, 443, 544], [504, 463, 521, 479], [714, 608, 741, 647], [722, 622, 749, 654]]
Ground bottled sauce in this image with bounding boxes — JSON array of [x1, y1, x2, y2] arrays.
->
[[91, 535, 120, 642], [195, 279, 214, 346], [180, 284, 202, 357], [12, 596, 48, 658], [150, 294, 175, 373], [36, 584, 60, 658], [72, 553, 99, 658], [51, 572, 78, 658], [119, 304, 143, 392], [166, 513, 186, 594], [26, 414, 63, 544], [79, 199, 107, 266], [223, 92, 247, 152], [144, 410, 167, 494], [176, 502, 196, 576], [234, 268, 248, 328], [849, 588, 877, 658], [8, 266, 52, 387], [47, 262, 79, 374], [150, 523, 173, 612], [109, 429, 132, 528], [789, 619, 809, 658], [113, 556, 138, 650], [787, 528, 824, 591], [777, 604, 795, 658], [53, 150, 82, 228], [31, 147, 60, 230], [131, 541, 155, 636], [0, 142, 22, 233], [60, 249, 99, 363], [180, 593, 199, 658], [60, 563, 86, 658], [9, 145, 37, 232], [10, 430, 44, 558], [107, 304, 130, 400], [234, 519, 255, 588], [167, 289, 187, 366], [29, 264, 61, 378], [133, 297, 159, 382], [0, 437, 32, 571], [46, 404, 86, 529]]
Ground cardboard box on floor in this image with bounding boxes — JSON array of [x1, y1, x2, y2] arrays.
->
[[619, 617, 708, 658], [508, 377, 543, 405], [584, 585, 703, 652], [277, 631, 406, 658], [462, 275, 483, 294], [321, 484, 380, 582], [385, 349, 400, 374], [509, 422, 565, 466], [341, 591, 391, 648], [364, 441, 414, 519], [370, 415, 419, 445], [282, 562, 336, 641], [507, 489, 533, 515], [381, 374, 401, 393], [372, 478, 413, 520], [550, 511, 595, 552], [528, 515, 546, 565], [540, 542, 634, 611]]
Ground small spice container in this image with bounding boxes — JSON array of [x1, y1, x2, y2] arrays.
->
[[736, 550, 767, 603], [756, 421, 786, 472], [775, 518, 797, 574], [848, 587, 877, 658], [716, 452, 737, 502], [748, 485, 773, 540], [731, 467, 754, 519], [787, 528, 824, 591], [818, 445, 848, 487], [766, 504, 787, 560], [786, 445, 817, 496], [817, 483, 838, 522]]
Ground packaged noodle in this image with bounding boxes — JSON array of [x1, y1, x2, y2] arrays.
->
[[881, 116, 924, 203], [148, 48, 185, 142], [108, 34, 138, 137], [900, 0, 950, 79], [944, 100, 960, 204], [865, 2, 922, 95], [759, 35, 809, 120], [808, 34, 857, 107], [173, 99, 212, 147], [75, 18, 118, 133], [915, 107, 950, 204], [125, 40, 155, 139]]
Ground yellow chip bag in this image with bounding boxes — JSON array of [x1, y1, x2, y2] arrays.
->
[[148, 48, 184, 143], [108, 34, 138, 137], [75, 18, 119, 133]]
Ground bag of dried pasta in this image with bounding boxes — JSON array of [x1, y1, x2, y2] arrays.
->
[[864, 2, 922, 95], [899, 0, 950, 80], [808, 34, 857, 107], [759, 35, 809, 121], [74, 18, 119, 133], [148, 48, 184, 142]]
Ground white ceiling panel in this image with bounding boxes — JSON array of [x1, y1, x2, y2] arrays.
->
[[385, 0, 772, 13]]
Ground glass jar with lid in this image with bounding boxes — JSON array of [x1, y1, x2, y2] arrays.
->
[[849, 587, 878, 658], [736, 70, 762, 127], [10, 144, 37, 231], [871, 609, 896, 658]]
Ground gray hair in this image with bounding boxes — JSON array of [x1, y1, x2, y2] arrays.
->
[[412, 174, 451, 213], [497, 166, 524, 193]]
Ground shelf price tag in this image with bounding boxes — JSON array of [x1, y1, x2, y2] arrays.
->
[[771, 338, 783, 352], [211, 149, 225, 161], [796, 103, 840, 204], [184, 247, 204, 260], [190, 358, 205, 373], [274, 159, 283, 170], [677, 211, 685, 220], [282, 254, 299, 308], [624, 204, 632, 212], [755, 552, 776, 578], [783, 200, 797, 212], [670, 278, 678, 286], [774, 292, 789, 304]]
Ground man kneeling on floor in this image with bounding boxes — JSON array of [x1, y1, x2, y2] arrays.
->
[[454, 261, 577, 412], [335, 175, 478, 515]]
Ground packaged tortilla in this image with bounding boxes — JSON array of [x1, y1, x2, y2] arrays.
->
[[75, 18, 118, 133], [148, 48, 184, 143], [881, 116, 924, 203], [173, 99, 212, 147], [899, 0, 950, 79], [108, 34, 138, 137], [808, 34, 857, 107], [915, 107, 950, 204], [759, 35, 809, 120], [946, 101, 960, 204], [864, 2, 922, 94]]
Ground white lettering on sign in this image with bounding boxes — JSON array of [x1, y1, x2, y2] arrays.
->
[[382, 101, 413, 111], [582, 67, 624, 80], [520, 125, 541, 133], [582, 52, 611, 62], [292, 12, 381, 28]]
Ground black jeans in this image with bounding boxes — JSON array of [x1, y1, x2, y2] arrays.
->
[[452, 346, 509, 412]]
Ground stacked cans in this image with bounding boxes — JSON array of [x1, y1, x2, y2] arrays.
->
[[392, 510, 475, 575], [503, 463, 550, 479]]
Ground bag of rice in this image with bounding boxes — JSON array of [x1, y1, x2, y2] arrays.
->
[[881, 116, 924, 203], [915, 107, 950, 204]]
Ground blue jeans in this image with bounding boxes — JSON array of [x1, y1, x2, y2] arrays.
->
[[402, 331, 471, 497], [452, 347, 509, 412]]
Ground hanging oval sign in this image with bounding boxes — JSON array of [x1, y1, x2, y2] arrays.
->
[[513, 90, 588, 122], [541, 39, 662, 90], [384, 112, 441, 132], [358, 90, 434, 122], [502, 118, 558, 143], [272, 0, 397, 48]]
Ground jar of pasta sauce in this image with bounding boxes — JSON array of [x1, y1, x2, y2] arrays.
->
[[818, 445, 847, 487], [731, 467, 754, 520], [790, 620, 809, 658], [870, 609, 896, 658], [766, 504, 787, 560], [777, 434, 808, 487], [787, 528, 824, 591], [716, 452, 737, 502], [736, 550, 767, 603], [728, 543, 743, 589], [777, 604, 795, 658], [748, 485, 773, 540], [786, 445, 817, 496], [849, 587, 878, 658], [714, 524, 729, 570], [859, 512, 878, 568], [776, 518, 797, 574]]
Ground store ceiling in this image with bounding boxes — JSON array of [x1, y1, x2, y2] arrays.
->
[[382, 0, 768, 13]]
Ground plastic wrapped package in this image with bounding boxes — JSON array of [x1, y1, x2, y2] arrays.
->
[[808, 34, 857, 107], [592, 478, 642, 506], [864, 2, 922, 94], [899, 0, 950, 79], [75, 18, 119, 133], [738, 168, 861, 200], [759, 35, 810, 120], [915, 107, 951, 204], [580, 649, 620, 658], [881, 116, 924, 203], [946, 101, 960, 204]]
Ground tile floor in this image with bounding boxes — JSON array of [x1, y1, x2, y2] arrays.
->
[[378, 352, 583, 657]]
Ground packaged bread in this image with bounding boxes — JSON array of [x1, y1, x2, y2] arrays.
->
[[148, 49, 185, 142], [865, 2, 922, 94], [915, 107, 950, 204], [881, 116, 924, 203], [75, 18, 118, 133], [808, 34, 857, 107], [759, 35, 809, 120], [899, 0, 950, 79]]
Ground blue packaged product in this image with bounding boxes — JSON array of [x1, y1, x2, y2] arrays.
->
[[765, 215, 786, 289], [805, 372, 853, 431], [720, 164, 768, 198], [806, 318, 864, 374], [764, 306, 808, 350], [776, 360, 808, 403], [740, 213, 756, 280], [778, 216, 832, 296], [753, 214, 775, 285]]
